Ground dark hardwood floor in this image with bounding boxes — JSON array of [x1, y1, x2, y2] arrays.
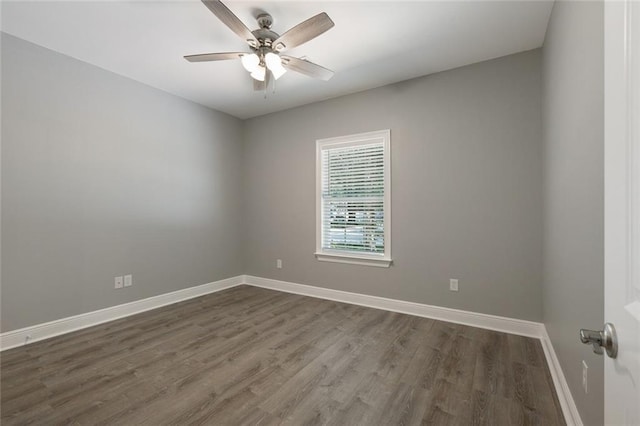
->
[[1, 285, 565, 425]]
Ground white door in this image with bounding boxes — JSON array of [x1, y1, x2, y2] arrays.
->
[[604, 0, 640, 424]]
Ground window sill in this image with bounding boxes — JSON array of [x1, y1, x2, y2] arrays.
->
[[315, 252, 392, 268]]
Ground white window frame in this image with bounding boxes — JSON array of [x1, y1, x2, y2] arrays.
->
[[315, 129, 392, 267]]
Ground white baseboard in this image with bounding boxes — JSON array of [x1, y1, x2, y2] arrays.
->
[[539, 328, 584, 426], [243, 275, 582, 425], [244, 275, 544, 338], [0, 273, 581, 426], [0, 275, 244, 351]]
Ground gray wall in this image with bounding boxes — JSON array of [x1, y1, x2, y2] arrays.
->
[[541, 1, 604, 424], [1, 34, 244, 331], [243, 50, 544, 321]]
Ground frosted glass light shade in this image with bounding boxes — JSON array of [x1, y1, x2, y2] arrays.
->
[[264, 52, 280, 69], [250, 65, 266, 81], [265, 52, 287, 80], [241, 53, 260, 72], [270, 63, 286, 80]]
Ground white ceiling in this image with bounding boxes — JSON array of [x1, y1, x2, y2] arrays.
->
[[1, 0, 554, 119]]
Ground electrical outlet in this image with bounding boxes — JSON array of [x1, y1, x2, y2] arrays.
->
[[115, 276, 124, 289], [450, 279, 459, 292], [124, 274, 133, 287], [276, 259, 282, 269], [582, 360, 588, 393]]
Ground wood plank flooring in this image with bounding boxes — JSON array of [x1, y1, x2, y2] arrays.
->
[[1, 285, 565, 425]]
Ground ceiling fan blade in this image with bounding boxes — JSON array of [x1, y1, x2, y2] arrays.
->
[[253, 78, 265, 91], [272, 12, 334, 52], [184, 52, 245, 62], [265, 69, 272, 89], [201, 0, 258, 47], [281, 56, 334, 81]]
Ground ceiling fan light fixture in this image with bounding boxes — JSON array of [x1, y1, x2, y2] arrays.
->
[[265, 52, 287, 80], [264, 52, 280, 68], [240, 53, 260, 72], [250, 65, 266, 81], [270, 64, 287, 80]]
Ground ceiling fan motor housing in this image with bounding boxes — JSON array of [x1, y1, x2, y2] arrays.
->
[[252, 28, 280, 49]]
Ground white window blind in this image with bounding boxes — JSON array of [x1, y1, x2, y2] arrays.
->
[[316, 130, 391, 267]]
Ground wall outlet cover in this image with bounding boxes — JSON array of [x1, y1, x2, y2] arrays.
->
[[115, 276, 124, 289], [450, 279, 459, 292], [124, 274, 133, 287]]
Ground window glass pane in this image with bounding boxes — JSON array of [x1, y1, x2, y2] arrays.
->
[[321, 142, 385, 254], [322, 199, 384, 253]]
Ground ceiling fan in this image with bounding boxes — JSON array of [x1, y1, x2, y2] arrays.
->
[[184, 0, 335, 91]]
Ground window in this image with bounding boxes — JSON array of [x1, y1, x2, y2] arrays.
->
[[315, 129, 391, 267]]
